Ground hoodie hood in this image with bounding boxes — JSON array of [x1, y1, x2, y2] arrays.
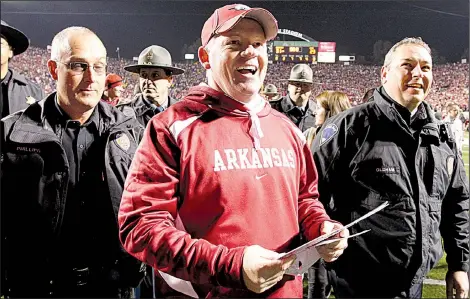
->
[[185, 85, 269, 117], [184, 85, 269, 149]]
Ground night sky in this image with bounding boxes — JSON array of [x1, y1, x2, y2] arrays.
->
[[1, 1, 468, 62]]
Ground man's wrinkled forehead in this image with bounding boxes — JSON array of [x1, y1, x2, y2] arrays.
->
[[393, 44, 432, 64]]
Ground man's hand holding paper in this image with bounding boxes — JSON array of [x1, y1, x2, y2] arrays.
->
[[242, 245, 296, 294], [316, 221, 349, 262]]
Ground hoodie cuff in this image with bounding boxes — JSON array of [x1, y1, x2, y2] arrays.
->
[[214, 246, 247, 289]]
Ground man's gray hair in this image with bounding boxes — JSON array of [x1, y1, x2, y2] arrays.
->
[[50, 26, 98, 61], [383, 37, 431, 68]]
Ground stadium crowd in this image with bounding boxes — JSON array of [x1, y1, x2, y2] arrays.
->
[[10, 46, 469, 116]]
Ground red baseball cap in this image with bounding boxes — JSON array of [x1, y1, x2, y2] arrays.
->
[[105, 73, 123, 90], [201, 4, 278, 47]]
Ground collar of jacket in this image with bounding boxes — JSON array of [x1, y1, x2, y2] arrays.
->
[[8, 69, 29, 86], [373, 87, 439, 141], [2, 69, 12, 85], [8, 92, 139, 145], [280, 94, 312, 116], [50, 93, 100, 135], [133, 93, 176, 116]]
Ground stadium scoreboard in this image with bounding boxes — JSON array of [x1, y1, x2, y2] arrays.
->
[[271, 45, 317, 62], [268, 42, 318, 63]]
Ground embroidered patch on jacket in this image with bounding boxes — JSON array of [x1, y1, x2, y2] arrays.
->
[[376, 166, 399, 174], [320, 124, 338, 146], [26, 96, 36, 105], [115, 133, 131, 151], [447, 156, 455, 176], [15, 146, 41, 154]]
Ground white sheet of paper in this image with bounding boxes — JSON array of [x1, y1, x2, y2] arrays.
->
[[281, 230, 370, 275], [279, 201, 389, 275], [158, 270, 199, 298]]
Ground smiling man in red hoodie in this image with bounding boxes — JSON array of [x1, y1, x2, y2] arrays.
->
[[118, 4, 348, 298]]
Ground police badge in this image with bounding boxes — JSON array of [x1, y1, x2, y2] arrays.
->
[[115, 133, 131, 151], [26, 96, 36, 105]]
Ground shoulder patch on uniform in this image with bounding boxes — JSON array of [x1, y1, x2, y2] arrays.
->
[[114, 133, 131, 151], [447, 156, 454, 176], [26, 96, 36, 105], [320, 124, 338, 146]]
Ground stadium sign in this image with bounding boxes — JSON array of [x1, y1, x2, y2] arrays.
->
[[277, 29, 313, 42]]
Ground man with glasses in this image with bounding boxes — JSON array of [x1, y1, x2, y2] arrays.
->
[[1, 26, 145, 298], [1, 20, 44, 118], [270, 63, 316, 132], [117, 45, 184, 127]]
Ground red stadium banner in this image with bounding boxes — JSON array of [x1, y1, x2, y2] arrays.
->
[[318, 42, 336, 52]]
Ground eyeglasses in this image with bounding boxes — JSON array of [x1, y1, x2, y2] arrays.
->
[[57, 61, 107, 75]]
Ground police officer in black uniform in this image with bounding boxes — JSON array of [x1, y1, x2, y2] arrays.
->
[[117, 45, 185, 299], [117, 45, 184, 128], [1, 26, 145, 298], [270, 63, 316, 132], [311, 37, 469, 298], [1, 20, 44, 118]]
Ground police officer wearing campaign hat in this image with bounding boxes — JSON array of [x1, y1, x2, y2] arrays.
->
[[261, 83, 280, 101], [1, 20, 44, 118], [117, 45, 184, 127], [270, 63, 316, 132]]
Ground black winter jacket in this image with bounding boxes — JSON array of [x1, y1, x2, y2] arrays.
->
[[1, 93, 145, 297], [311, 88, 469, 297]]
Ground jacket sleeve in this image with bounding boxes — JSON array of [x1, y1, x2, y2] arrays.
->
[[441, 149, 470, 272], [297, 138, 337, 241], [310, 116, 350, 211], [118, 117, 246, 289]]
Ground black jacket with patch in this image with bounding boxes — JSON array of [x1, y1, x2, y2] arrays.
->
[[1, 92, 145, 297], [311, 88, 469, 297], [116, 93, 178, 128], [4, 69, 44, 115], [269, 94, 316, 132]]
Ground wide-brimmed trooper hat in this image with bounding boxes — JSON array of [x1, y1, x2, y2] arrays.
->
[[287, 64, 313, 84], [124, 45, 185, 75], [262, 84, 279, 95], [1, 20, 29, 56]]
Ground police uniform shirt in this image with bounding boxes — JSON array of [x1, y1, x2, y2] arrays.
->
[[1, 69, 12, 118], [287, 94, 308, 119], [50, 99, 112, 268], [143, 95, 167, 114]]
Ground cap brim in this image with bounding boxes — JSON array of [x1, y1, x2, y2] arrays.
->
[[217, 8, 278, 41], [1, 25, 29, 55], [287, 79, 313, 84], [124, 64, 185, 75]]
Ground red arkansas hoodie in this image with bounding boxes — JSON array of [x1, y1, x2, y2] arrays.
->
[[118, 86, 332, 298]]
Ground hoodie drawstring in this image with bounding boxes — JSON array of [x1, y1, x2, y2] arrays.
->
[[248, 110, 264, 150]]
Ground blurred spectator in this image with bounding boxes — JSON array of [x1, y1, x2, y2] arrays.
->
[[445, 102, 465, 153], [102, 73, 123, 106]]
